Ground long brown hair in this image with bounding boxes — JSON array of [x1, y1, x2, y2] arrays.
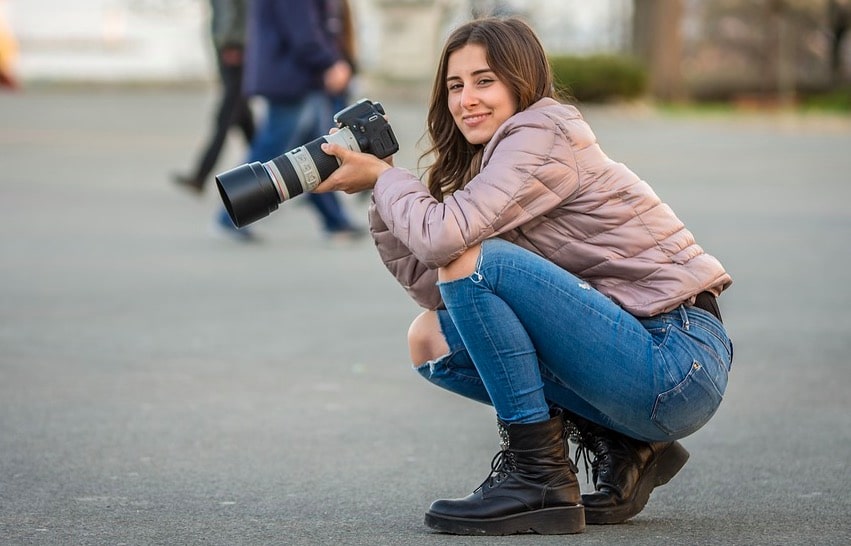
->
[[422, 17, 556, 200]]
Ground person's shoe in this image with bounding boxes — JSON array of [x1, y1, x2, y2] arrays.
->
[[564, 414, 689, 524], [172, 173, 204, 195], [424, 411, 585, 536]]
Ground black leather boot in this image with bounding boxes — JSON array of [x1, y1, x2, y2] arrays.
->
[[565, 414, 690, 524], [424, 412, 585, 535]]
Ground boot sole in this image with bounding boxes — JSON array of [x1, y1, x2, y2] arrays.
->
[[425, 505, 585, 535], [583, 441, 690, 525]]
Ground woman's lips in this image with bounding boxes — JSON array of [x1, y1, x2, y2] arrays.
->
[[463, 112, 490, 126]]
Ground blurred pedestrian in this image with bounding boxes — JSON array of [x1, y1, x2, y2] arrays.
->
[[214, 0, 363, 241], [326, 0, 358, 114], [318, 16, 733, 535], [173, 0, 254, 194], [0, 1, 20, 91]]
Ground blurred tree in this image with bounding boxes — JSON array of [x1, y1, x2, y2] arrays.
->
[[767, 0, 796, 105], [683, 0, 841, 102], [828, 0, 850, 86], [632, 0, 685, 101]]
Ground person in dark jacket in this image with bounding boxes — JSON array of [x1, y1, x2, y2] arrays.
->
[[215, 0, 362, 241], [174, 0, 254, 194]]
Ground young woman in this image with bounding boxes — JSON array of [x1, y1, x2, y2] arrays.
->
[[317, 17, 733, 536]]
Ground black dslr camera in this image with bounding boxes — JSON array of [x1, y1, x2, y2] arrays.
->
[[216, 98, 399, 228]]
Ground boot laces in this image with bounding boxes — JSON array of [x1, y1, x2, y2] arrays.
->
[[565, 421, 600, 483], [476, 422, 517, 490], [590, 435, 613, 483], [476, 448, 517, 491]]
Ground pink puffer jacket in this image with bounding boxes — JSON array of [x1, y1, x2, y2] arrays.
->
[[368, 98, 732, 316]]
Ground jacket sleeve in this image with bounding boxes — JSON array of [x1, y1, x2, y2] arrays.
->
[[373, 111, 580, 269], [276, 0, 340, 73], [368, 196, 442, 310]]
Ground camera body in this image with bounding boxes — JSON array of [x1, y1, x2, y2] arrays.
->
[[215, 98, 399, 228], [333, 99, 399, 159]]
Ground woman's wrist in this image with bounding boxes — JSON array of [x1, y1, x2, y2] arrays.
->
[[374, 162, 392, 180]]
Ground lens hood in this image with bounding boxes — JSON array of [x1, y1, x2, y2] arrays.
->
[[216, 162, 280, 228]]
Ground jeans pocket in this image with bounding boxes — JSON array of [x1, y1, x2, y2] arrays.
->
[[651, 360, 724, 438]]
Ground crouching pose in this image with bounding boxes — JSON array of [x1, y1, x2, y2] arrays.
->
[[317, 16, 733, 536]]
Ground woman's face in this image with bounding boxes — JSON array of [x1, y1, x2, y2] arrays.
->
[[446, 44, 518, 146]]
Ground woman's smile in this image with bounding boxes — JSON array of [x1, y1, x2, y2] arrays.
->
[[462, 112, 491, 126]]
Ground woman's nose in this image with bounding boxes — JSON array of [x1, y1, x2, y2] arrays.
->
[[460, 87, 478, 108]]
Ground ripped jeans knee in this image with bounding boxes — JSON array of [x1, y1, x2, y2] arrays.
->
[[413, 309, 492, 406]]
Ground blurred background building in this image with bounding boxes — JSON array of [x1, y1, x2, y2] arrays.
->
[[4, 0, 631, 83], [3, 0, 850, 104]]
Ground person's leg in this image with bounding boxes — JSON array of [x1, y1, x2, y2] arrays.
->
[[432, 238, 732, 525], [421, 242, 585, 535], [435, 238, 730, 441], [231, 65, 254, 144], [249, 99, 300, 163], [235, 95, 255, 144], [195, 58, 245, 183], [409, 296, 690, 527], [290, 93, 360, 236], [410, 309, 618, 424], [437, 247, 549, 424], [409, 309, 493, 406], [175, 56, 234, 192]]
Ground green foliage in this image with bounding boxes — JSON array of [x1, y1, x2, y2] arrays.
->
[[549, 54, 647, 103], [801, 88, 851, 113]]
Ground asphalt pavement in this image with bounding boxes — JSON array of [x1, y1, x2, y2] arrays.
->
[[1, 85, 850, 545]]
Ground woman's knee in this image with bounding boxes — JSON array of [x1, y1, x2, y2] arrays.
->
[[438, 244, 481, 282], [407, 311, 450, 366]]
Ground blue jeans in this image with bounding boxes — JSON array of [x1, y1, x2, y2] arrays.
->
[[218, 92, 357, 234], [419, 238, 733, 442]]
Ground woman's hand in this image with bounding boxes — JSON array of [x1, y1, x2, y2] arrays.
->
[[316, 142, 393, 194]]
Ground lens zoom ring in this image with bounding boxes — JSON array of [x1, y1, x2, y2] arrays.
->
[[306, 140, 340, 181]]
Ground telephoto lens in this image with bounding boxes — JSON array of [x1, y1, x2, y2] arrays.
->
[[216, 98, 398, 228]]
